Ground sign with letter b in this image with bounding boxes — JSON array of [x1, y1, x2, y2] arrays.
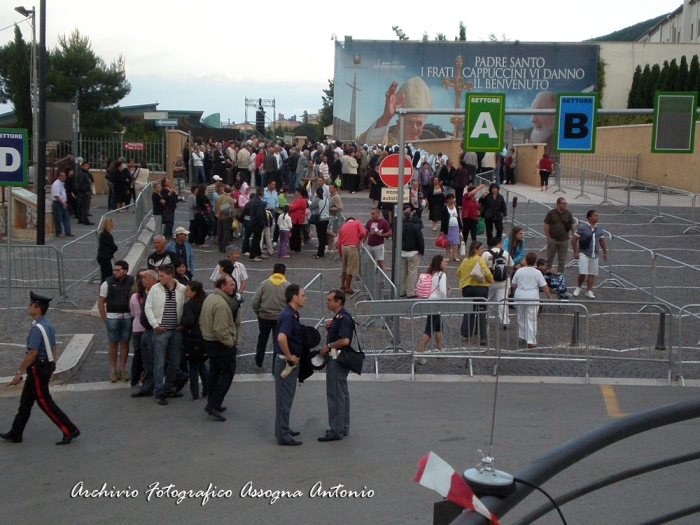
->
[[555, 93, 598, 153]]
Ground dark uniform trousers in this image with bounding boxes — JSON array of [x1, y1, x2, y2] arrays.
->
[[205, 341, 236, 412], [274, 356, 299, 445], [10, 361, 78, 439], [326, 358, 350, 438]]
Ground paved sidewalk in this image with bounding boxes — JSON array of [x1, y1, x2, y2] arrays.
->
[[0, 379, 697, 525]]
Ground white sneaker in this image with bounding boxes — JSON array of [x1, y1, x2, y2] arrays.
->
[[573, 287, 581, 297], [585, 291, 596, 299], [416, 356, 427, 365]]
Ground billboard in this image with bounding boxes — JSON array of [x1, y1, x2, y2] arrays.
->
[[333, 40, 598, 152]]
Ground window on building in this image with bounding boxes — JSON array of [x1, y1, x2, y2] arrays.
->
[[692, 23, 694, 40]]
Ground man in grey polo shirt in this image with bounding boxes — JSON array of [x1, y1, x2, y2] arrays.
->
[[572, 209, 608, 299]]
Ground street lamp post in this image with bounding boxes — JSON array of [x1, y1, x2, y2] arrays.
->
[[14, 3, 44, 244]]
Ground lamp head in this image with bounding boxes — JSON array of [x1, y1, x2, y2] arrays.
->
[[14, 6, 34, 17]]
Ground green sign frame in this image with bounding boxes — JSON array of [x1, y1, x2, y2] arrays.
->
[[652, 92, 697, 154], [463, 93, 505, 152]]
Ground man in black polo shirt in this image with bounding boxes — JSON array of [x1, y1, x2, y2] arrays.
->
[[98, 260, 135, 383]]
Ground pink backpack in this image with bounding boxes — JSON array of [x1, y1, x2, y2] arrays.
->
[[416, 272, 442, 299]]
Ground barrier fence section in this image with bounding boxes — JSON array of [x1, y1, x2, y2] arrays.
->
[[0, 244, 63, 298], [555, 163, 700, 229], [598, 235, 656, 300], [677, 304, 700, 385], [653, 254, 700, 309], [59, 230, 100, 297], [353, 299, 674, 382]]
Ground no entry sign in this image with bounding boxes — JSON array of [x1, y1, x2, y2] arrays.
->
[[379, 154, 412, 188]]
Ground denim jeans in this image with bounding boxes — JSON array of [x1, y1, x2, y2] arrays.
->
[[138, 329, 154, 395], [153, 329, 182, 397], [188, 359, 209, 400], [52, 201, 72, 235]]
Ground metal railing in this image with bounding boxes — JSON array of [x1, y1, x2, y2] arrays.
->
[[0, 244, 63, 297], [677, 304, 700, 385], [455, 398, 700, 525], [555, 162, 700, 229]]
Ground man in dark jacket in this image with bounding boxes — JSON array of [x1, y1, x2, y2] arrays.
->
[[401, 210, 425, 297], [75, 162, 94, 225]]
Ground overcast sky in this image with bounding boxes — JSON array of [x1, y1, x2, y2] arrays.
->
[[0, 0, 683, 125]]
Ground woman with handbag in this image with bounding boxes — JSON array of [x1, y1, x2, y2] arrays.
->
[[462, 184, 486, 244], [456, 241, 493, 345], [481, 183, 508, 245], [440, 194, 463, 262], [427, 176, 446, 231], [309, 187, 330, 259], [414, 255, 448, 365]]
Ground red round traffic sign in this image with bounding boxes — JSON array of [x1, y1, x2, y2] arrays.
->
[[379, 154, 413, 188]]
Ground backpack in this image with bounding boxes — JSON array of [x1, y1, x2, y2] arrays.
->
[[416, 272, 442, 299], [488, 249, 508, 282]]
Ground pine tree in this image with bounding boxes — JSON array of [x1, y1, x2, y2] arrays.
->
[[686, 55, 699, 91], [676, 56, 688, 91], [640, 64, 653, 107], [0, 25, 32, 133], [627, 65, 642, 108], [663, 60, 677, 91]]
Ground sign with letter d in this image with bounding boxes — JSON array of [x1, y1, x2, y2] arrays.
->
[[555, 93, 598, 153], [0, 129, 28, 187], [464, 94, 505, 152]]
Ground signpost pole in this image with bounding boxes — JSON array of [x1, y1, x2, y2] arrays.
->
[[6, 191, 12, 338], [394, 113, 405, 299]]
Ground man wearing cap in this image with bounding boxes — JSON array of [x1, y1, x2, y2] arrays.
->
[[1, 292, 80, 445], [273, 283, 307, 446], [98, 259, 135, 383], [167, 227, 195, 278], [318, 289, 355, 442]]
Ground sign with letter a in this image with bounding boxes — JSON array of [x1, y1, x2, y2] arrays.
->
[[555, 93, 598, 153], [0, 128, 28, 187], [464, 93, 505, 152]]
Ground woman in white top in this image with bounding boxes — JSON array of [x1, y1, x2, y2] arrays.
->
[[133, 160, 151, 200], [277, 205, 292, 258], [191, 145, 205, 184], [415, 255, 448, 365], [511, 251, 552, 348]]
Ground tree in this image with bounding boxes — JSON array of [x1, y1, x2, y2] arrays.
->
[[422, 32, 429, 42], [677, 55, 689, 91], [647, 63, 660, 106], [434, 33, 447, 41], [0, 25, 32, 133], [686, 55, 699, 91], [458, 22, 466, 41], [302, 110, 309, 124], [319, 79, 334, 128], [47, 30, 131, 136], [664, 58, 679, 91], [627, 65, 642, 108]]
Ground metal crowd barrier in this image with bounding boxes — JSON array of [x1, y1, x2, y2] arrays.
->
[[59, 230, 101, 298], [677, 304, 700, 385], [0, 244, 63, 298], [351, 298, 674, 383], [555, 163, 700, 229]]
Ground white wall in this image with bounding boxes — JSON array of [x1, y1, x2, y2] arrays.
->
[[599, 42, 700, 108]]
